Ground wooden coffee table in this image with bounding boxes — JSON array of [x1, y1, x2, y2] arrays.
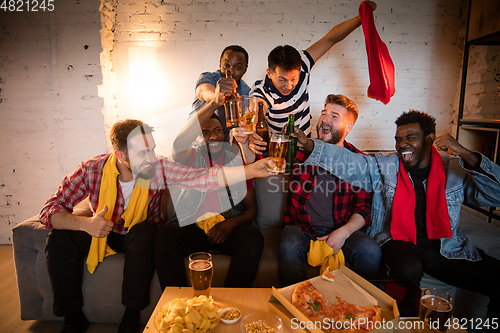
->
[[143, 287, 292, 333], [143, 287, 467, 333]]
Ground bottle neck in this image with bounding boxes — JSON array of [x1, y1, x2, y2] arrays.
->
[[286, 116, 295, 135]]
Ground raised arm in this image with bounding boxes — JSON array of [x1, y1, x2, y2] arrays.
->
[[196, 83, 216, 103], [173, 81, 231, 164], [306, 1, 377, 63], [435, 133, 500, 207]]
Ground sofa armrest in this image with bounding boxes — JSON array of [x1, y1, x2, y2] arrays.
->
[[12, 218, 51, 320]]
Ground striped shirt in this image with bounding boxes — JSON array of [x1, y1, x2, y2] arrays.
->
[[250, 50, 315, 137], [39, 154, 220, 234]]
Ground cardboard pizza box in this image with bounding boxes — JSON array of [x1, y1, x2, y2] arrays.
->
[[271, 265, 399, 333]]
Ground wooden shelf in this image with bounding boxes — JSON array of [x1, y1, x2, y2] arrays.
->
[[456, 0, 500, 223], [458, 126, 499, 162], [467, 30, 500, 45], [459, 119, 500, 128], [468, 0, 500, 42]]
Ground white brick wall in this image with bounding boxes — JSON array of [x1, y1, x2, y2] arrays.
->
[[3, 0, 497, 244], [0, 1, 107, 244], [460, 45, 500, 120]]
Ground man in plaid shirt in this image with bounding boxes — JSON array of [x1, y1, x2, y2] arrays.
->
[[40, 119, 273, 333], [277, 94, 381, 287]]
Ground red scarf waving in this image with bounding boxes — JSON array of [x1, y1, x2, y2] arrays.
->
[[391, 146, 452, 244], [359, 1, 395, 105]]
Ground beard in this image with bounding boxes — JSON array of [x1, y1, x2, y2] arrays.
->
[[317, 123, 345, 145], [132, 162, 155, 180], [399, 148, 427, 171]]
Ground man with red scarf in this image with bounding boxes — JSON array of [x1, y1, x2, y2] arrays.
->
[[294, 110, 500, 327]]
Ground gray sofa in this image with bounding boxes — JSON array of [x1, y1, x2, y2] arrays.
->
[[12, 176, 500, 325]]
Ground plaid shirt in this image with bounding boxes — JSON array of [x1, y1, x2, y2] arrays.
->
[[39, 154, 220, 234], [284, 141, 372, 237]]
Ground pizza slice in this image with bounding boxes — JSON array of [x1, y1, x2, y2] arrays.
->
[[291, 280, 381, 333], [321, 268, 335, 282], [291, 280, 334, 322]]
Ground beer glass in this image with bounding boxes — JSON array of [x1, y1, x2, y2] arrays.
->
[[239, 95, 255, 134], [268, 134, 289, 173], [419, 288, 452, 332], [188, 252, 213, 297]]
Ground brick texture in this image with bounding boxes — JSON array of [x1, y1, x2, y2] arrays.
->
[[0, 0, 107, 244]]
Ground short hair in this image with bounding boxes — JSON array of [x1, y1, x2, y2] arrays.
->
[[268, 45, 301, 72], [110, 119, 154, 154], [220, 45, 249, 66], [201, 113, 222, 128], [324, 94, 359, 122], [210, 112, 221, 123], [395, 110, 436, 136]]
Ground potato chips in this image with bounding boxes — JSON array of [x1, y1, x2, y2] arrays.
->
[[155, 295, 221, 333]]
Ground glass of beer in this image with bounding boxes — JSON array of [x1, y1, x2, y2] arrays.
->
[[419, 288, 452, 332], [268, 134, 289, 173], [239, 95, 255, 134], [188, 252, 213, 297]]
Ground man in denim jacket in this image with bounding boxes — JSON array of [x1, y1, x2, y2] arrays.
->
[[294, 110, 500, 323]]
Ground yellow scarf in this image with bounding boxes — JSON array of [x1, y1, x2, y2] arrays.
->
[[307, 239, 345, 275], [86, 153, 151, 274], [196, 212, 225, 234]]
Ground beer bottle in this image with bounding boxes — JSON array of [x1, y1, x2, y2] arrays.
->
[[224, 69, 240, 128], [285, 114, 297, 173], [255, 101, 269, 157]]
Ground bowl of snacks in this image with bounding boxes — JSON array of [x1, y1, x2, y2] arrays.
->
[[154, 295, 220, 333], [240, 312, 283, 333], [220, 307, 241, 324]]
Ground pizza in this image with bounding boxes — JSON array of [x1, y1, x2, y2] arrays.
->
[[291, 280, 381, 332], [321, 269, 336, 282]]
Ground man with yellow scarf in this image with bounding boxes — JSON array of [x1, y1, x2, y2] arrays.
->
[[39, 119, 274, 333]]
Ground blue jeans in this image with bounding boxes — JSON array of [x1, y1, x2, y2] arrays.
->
[[277, 225, 382, 287]]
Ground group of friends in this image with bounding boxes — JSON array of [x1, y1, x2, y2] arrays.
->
[[39, 2, 500, 333]]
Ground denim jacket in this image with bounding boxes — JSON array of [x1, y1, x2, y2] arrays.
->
[[172, 147, 246, 225], [304, 139, 500, 261]]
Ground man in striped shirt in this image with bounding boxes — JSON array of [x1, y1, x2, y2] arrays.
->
[[249, 0, 377, 154], [40, 119, 273, 333]]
